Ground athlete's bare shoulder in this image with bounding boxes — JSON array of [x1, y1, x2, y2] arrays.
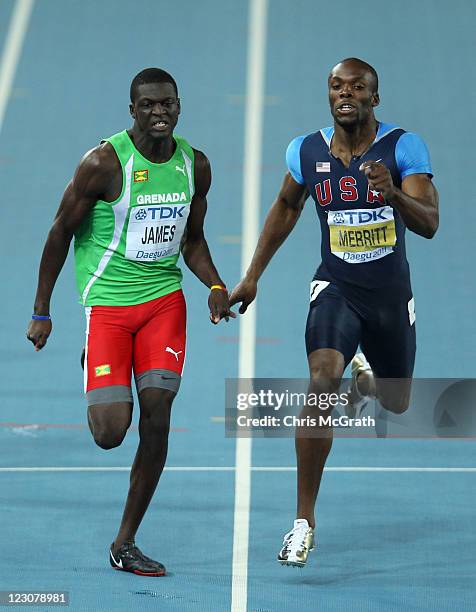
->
[[192, 148, 211, 196], [192, 148, 210, 170], [77, 141, 119, 177], [74, 141, 122, 201]]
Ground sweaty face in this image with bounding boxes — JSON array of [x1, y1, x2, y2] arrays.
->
[[328, 63, 379, 127], [130, 82, 180, 139]]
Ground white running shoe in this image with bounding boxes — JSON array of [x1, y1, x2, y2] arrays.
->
[[277, 519, 315, 567], [347, 352, 373, 418]]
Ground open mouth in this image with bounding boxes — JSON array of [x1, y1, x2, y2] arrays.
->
[[336, 104, 356, 114], [151, 121, 168, 130]]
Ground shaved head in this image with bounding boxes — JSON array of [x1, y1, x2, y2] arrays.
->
[[330, 58, 379, 93]]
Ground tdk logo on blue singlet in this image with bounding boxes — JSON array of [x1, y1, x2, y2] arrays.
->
[[331, 208, 390, 225], [134, 206, 186, 221]]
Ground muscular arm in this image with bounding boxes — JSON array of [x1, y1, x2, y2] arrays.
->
[[387, 174, 439, 239], [361, 161, 439, 239], [229, 173, 308, 313], [181, 149, 233, 323], [246, 173, 308, 281], [28, 144, 117, 349], [181, 150, 224, 287]]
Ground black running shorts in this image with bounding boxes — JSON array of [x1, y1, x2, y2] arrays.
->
[[305, 279, 416, 378]]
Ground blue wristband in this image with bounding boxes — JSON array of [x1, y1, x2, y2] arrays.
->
[[32, 314, 51, 320]]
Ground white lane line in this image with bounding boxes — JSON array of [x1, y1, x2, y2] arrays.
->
[[0, 466, 234, 472], [0, 466, 475, 473], [251, 466, 476, 473], [0, 0, 35, 135], [232, 2, 268, 612]]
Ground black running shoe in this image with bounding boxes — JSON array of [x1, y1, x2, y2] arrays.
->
[[109, 541, 166, 576]]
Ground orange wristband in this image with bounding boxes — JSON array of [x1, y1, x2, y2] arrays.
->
[[210, 284, 227, 292]]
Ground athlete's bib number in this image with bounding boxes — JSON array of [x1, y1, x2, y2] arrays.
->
[[328, 205, 396, 264], [125, 204, 190, 261]]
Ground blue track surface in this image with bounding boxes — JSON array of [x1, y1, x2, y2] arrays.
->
[[1, 1, 475, 610]]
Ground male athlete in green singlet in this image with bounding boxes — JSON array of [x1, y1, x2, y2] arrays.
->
[[27, 68, 234, 576]]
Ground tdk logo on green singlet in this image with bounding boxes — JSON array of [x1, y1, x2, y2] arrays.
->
[[134, 206, 186, 221]]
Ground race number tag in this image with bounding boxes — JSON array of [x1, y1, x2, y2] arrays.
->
[[125, 203, 190, 261], [328, 205, 396, 264]]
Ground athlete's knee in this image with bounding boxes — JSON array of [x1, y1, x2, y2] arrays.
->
[[381, 395, 410, 414], [140, 387, 175, 411], [308, 349, 344, 393], [87, 401, 132, 450], [92, 428, 127, 450], [141, 414, 171, 442], [139, 388, 174, 439], [90, 419, 129, 449], [378, 384, 411, 414], [135, 377, 178, 444]]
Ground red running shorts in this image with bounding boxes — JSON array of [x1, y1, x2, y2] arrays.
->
[[83, 289, 186, 405]]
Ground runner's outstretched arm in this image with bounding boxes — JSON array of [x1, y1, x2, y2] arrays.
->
[[229, 173, 308, 313], [181, 149, 234, 324]]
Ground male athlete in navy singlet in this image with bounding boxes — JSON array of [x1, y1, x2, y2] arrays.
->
[[230, 58, 439, 567]]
